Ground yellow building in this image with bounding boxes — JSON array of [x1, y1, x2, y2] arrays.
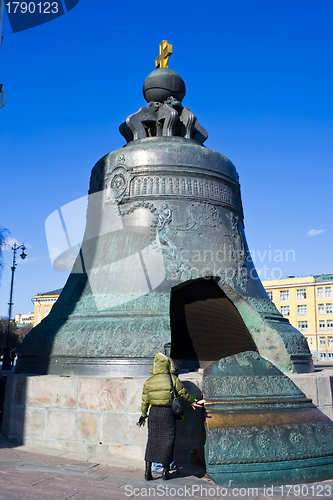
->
[[32, 289, 62, 326], [262, 274, 333, 362]]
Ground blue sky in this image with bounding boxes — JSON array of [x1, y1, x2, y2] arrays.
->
[[0, 0, 332, 317]]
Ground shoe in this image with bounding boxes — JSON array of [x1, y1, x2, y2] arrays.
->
[[145, 461, 153, 481], [162, 465, 169, 480]]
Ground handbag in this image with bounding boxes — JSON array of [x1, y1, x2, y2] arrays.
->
[[169, 373, 184, 417]]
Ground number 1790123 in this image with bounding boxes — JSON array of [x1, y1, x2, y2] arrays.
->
[[5, 2, 59, 14]]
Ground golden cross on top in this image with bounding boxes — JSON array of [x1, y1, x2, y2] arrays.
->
[[155, 40, 173, 68]]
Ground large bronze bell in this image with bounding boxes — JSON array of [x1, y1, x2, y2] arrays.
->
[[16, 64, 313, 376]]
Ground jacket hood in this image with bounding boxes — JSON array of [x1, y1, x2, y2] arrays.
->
[[149, 352, 175, 375]]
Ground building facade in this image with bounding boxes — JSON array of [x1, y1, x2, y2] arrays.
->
[[14, 313, 34, 325], [32, 289, 62, 326], [262, 274, 333, 362]]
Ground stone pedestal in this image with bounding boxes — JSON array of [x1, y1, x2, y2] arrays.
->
[[288, 369, 333, 421], [1, 372, 204, 464], [1, 369, 332, 470]]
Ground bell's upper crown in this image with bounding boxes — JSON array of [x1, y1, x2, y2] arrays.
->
[[119, 43, 208, 145]]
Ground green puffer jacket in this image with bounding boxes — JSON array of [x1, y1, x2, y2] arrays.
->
[[141, 352, 196, 417]]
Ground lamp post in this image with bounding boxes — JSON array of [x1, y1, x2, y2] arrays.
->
[[2, 243, 27, 370]]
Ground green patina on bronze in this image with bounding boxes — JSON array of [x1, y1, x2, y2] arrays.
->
[[204, 351, 333, 486], [16, 61, 313, 376]]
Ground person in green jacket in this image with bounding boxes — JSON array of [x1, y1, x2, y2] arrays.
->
[[138, 352, 205, 481]]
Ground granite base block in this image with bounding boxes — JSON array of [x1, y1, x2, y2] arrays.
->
[[1, 373, 204, 464], [288, 370, 333, 419], [2, 370, 331, 465]]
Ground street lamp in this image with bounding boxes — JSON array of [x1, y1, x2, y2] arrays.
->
[[2, 243, 27, 371]]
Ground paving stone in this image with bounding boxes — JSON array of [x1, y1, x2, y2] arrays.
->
[[23, 436, 84, 454], [0, 433, 333, 500], [0, 469, 57, 485], [0, 482, 69, 499]]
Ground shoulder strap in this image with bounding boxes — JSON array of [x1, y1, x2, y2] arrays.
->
[[169, 373, 177, 397]]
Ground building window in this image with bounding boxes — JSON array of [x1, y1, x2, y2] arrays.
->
[[327, 320, 333, 330], [320, 352, 326, 360], [328, 353, 333, 360], [297, 289, 306, 300], [328, 337, 333, 347], [298, 321, 308, 331], [45, 305, 50, 317], [267, 291, 273, 301], [280, 306, 290, 316], [319, 337, 326, 347], [318, 304, 324, 314], [297, 305, 307, 315], [325, 287, 331, 298], [37, 306, 41, 324], [319, 320, 325, 330], [326, 303, 332, 314], [317, 287, 323, 298], [280, 290, 289, 301]]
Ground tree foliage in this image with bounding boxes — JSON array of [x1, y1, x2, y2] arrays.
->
[[0, 317, 32, 357]]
